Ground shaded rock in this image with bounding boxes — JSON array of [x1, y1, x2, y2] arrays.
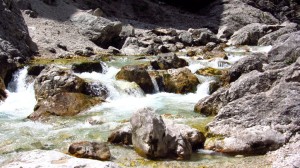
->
[[71, 61, 102, 73], [258, 22, 298, 46], [166, 122, 206, 151], [83, 81, 108, 99], [116, 64, 154, 94], [14, 0, 32, 10], [24, 10, 38, 18], [150, 54, 188, 70], [93, 8, 104, 17], [0, 77, 7, 101], [208, 80, 221, 94], [152, 28, 177, 36], [74, 49, 94, 57], [71, 12, 122, 49], [120, 24, 135, 38], [108, 124, 132, 145], [178, 31, 193, 45], [162, 68, 200, 94], [227, 23, 281, 45], [27, 65, 46, 76], [1, 150, 118, 168], [69, 141, 111, 161], [188, 28, 219, 45]]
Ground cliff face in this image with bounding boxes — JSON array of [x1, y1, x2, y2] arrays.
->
[[0, 0, 34, 80]]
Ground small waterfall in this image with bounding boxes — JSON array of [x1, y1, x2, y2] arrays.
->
[[150, 75, 160, 93], [0, 67, 36, 119], [100, 61, 108, 74]]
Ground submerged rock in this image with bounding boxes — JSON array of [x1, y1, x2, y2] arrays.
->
[[69, 141, 111, 161]]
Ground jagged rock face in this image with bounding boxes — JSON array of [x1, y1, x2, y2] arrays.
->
[[0, 0, 35, 94], [0, 0, 34, 62], [69, 141, 111, 161], [195, 32, 300, 155], [28, 65, 104, 121]]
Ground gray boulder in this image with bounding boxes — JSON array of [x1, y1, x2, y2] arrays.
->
[[108, 124, 132, 145], [71, 12, 122, 48], [258, 22, 298, 46], [227, 23, 281, 45], [130, 108, 194, 160], [130, 107, 169, 159], [69, 141, 111, 161], [188, 28, 219, 45], [28, 65, 103, 121], [178, 31, 193, 45], [267, 31, 300, 69], [150, 54, 188, 70]]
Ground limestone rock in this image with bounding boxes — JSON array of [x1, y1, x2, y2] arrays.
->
[[116, 64, 154, 94], [69, 141, 111, 161], [150, 54, 188, 70], [108, 124, 132, 145]]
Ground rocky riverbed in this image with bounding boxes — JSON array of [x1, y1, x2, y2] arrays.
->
[[0, 0, 300, 167]]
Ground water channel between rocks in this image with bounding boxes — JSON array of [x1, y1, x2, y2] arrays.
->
[[0, 46, 272, 167]]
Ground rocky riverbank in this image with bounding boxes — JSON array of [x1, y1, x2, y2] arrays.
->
[[0, 0, 299, 167]]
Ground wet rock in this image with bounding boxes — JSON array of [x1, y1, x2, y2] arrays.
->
[[108, 124, 132, 145], [116, 64, 154, 94], [162, 68, 200, 94], [196, 67, 223, 76], [83, 81, 108, 99], [130, 108, 193, 160], [0, 77, 7, 101], [71, 12, 122, 49], [227, 23, 281, 45], [28, 66, 103, 121], [69, 141, 111, 161], [71, 61, 103, 73], [27, 65, 46, 76], [1, 150, 118, 168], [150, 54, 188, 70]]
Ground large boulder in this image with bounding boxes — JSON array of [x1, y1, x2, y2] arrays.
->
[[258, 22, 298, 46], [227, 23, 281, 45], [194, 36, 300, 154], [150, 54, 188, 70], [266, 31, 300, 69], [130, 108, 194, 160], [71, 12, 122, 49], [28, 65, 104, 121], [116, 64, 154, 94], [130, 107, 169, 159], [69, 141, 111, 161]]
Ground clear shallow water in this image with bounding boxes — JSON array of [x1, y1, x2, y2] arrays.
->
[[0, 46, 272, 167]]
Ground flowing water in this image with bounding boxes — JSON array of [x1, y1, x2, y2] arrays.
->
[[0, 46, 272, 167]]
